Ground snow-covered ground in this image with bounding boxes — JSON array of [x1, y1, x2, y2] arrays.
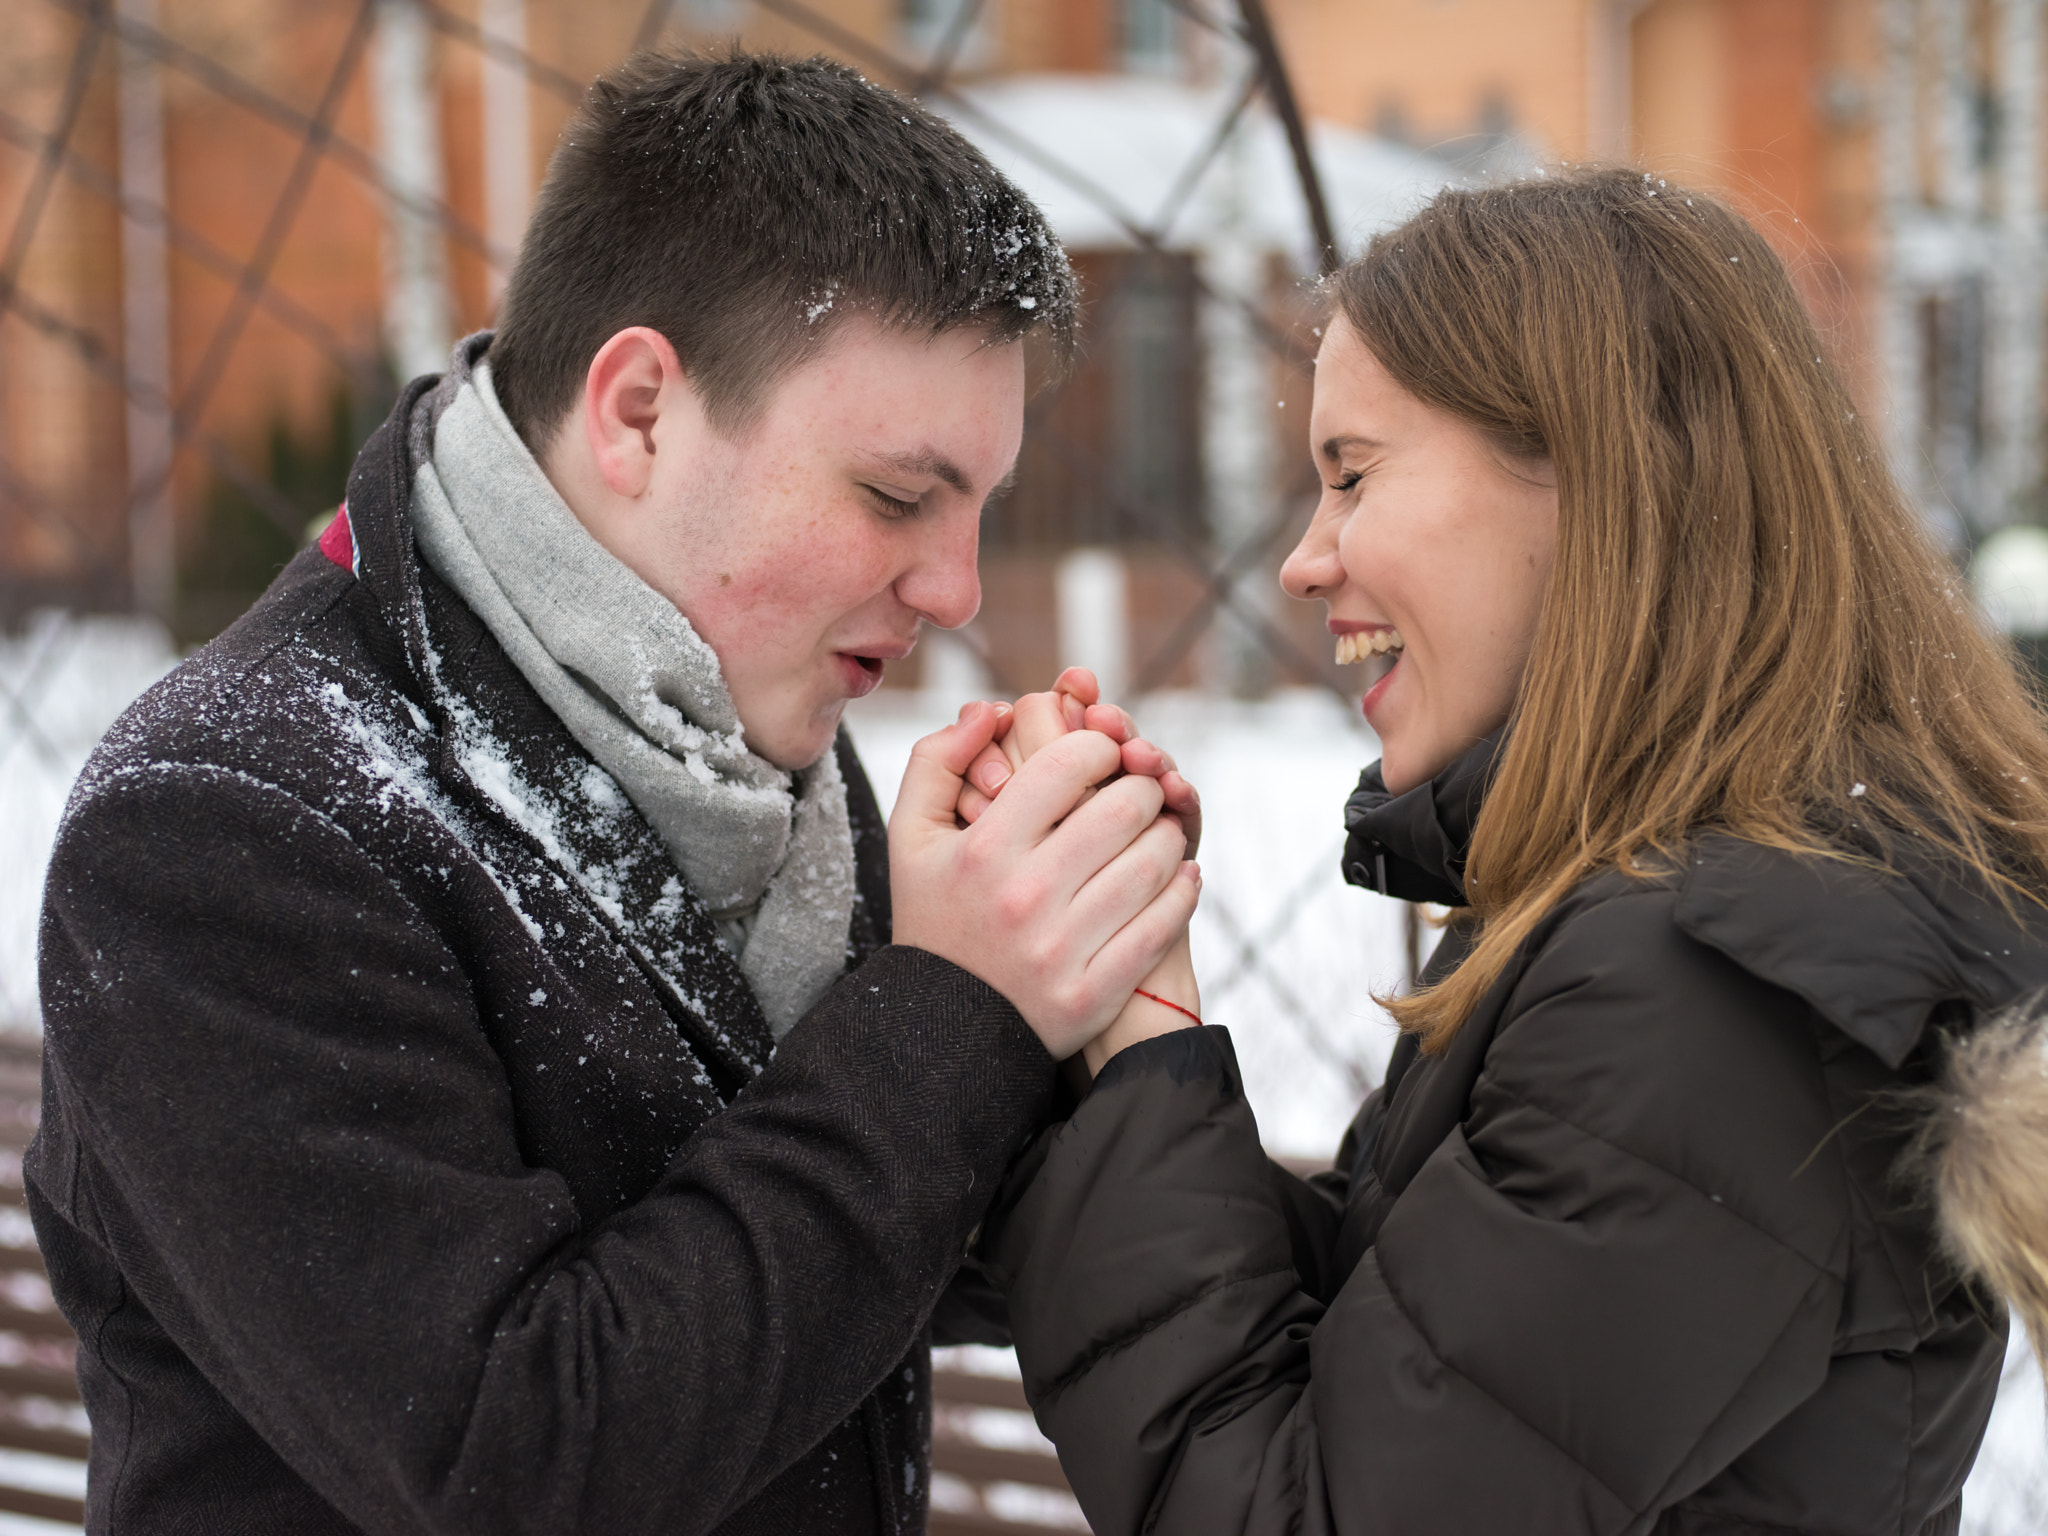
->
[[0, 614, 179, 1033], [0, 617, 2041, 1526]]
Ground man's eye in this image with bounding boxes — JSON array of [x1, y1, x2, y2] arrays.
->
[[864, 486, 921, 517]]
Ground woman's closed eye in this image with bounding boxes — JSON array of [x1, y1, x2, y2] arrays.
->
[[1327, 469, 1364, 494]]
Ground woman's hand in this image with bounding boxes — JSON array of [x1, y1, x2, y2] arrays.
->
[[957, 669, 1203, 857], [947, 669, 1204, 1075], [1081, 927, 1200, 1077]]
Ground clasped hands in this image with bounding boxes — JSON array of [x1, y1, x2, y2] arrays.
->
[[889, 668, 1204, 1076]]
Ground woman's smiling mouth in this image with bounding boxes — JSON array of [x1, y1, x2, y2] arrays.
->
[[1334, 628, 1404, 665]]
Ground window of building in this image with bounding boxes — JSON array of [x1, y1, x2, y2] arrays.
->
[[1122, 0, 1179, 75], [990, 251, 1202, 551], [1921, 283, 1988, 526]]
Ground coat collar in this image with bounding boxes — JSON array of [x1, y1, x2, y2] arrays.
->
[[1340, 732, 1500, 907], [1338, 735, 2048, 1068]]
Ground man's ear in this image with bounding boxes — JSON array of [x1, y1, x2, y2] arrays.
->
[[582, 327, 686, 499]]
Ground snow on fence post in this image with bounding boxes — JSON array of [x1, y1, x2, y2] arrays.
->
[[118, 0, 176, 623], [372, 0, 454, 382], [479, 0, 531, 308], [1057, 547, 1130, 707], [1988, 0, 2044, 530], [1198, 127, 1278, 700]]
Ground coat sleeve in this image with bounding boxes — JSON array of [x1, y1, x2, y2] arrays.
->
[[33, 761, 1052, 1535], [980, 892, 1852, 1536]]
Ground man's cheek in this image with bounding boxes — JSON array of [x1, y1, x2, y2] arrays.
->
[[720, 560, 824, 622]]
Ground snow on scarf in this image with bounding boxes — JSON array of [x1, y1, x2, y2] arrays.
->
[[407, 350, 854, 1038]]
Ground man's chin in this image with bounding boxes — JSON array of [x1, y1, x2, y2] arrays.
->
[[744, 703, 849, 774]]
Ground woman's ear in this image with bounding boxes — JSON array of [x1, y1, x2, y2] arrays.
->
[[582, 326, 687, 499]]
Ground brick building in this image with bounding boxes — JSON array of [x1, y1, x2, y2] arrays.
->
[[0, 0, 2039, 681]]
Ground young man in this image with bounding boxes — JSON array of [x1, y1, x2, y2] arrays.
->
[[30, 53, 1196, 1533]]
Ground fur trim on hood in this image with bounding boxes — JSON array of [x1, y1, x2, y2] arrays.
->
[[1913, 999, 2048, 1386]]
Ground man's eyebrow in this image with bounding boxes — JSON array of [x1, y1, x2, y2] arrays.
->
[[872, 449, 975, 497], [1319, 433, 1384, 463]]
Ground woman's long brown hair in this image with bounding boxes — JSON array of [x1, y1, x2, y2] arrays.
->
[[1338, 168, 2048, 1051]]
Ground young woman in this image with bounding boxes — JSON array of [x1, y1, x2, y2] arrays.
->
[[961, 169, 2048, 1535]]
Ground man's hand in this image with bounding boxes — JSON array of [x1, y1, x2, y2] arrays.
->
[[957, 669, 1202, 856], [941, 672, 1206, 1075], [890, 703, 1201, 1060]]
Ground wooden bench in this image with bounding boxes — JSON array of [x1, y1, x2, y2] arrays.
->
[[929, 1361, 1086, 1533], [0, 1033, 88, 1529]]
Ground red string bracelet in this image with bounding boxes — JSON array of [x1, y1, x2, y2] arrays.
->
[[1133, 988, 1203, 1027]]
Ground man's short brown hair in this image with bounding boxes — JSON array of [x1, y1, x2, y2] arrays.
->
[[489, 50, 1079, 448]]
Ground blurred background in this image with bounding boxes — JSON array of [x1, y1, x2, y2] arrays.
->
[[0, 0, 2045, 1531]]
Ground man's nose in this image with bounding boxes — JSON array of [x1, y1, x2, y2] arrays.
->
[[900, 512, 982, 631]]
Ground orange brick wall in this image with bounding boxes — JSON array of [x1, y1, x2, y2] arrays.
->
[[0, 0, 1924, 612]]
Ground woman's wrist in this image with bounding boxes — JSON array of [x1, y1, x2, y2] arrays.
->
[[1080, 940, 1201, 1077]]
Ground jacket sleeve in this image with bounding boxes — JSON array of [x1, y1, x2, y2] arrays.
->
[[33, 761, 1052, 1535], [980, 891, 1852, 1536]]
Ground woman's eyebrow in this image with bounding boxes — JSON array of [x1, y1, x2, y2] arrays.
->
[[1319, 433, 1384, 462]]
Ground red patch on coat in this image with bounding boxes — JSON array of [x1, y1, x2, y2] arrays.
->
[[317, 504, 359, 577]]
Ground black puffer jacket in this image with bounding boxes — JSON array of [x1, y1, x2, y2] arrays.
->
[[30, 370, 1053, 1535], [980, 737, 2041, 1536]]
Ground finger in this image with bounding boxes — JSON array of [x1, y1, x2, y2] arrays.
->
[[1081, 702, 1136, 743], [957, 784, 992, 824], [1053, 815, 1190, 986], [965, 741, 1013, 797], [891, 701, 1004, 841], [1053, 667, 1099, 707], [974, 729, 1125, 848], [1084, 860, 1202, 1000], [1062, 813, 1194, 971], [1158, 769, 1202, 858], [1011, 689, 1079, 761], [1040, 771, 1170, 899], [1118, 735, 1171, 778]]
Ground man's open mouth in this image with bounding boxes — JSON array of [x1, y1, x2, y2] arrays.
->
[[1334, 629, 1403, 665], [835, 652, 890, 699]]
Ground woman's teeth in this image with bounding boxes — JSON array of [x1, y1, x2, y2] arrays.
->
[[1334, 630, 1403, 665]]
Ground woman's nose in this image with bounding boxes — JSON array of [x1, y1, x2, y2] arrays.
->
[[1280, 513, 1344, 602]]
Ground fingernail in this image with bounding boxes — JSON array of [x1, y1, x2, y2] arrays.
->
[[1187, 861, 1202, 885], [978, 759, 1011, 791], [993, 701, 1012, 716], [957, 702, 974, 723]]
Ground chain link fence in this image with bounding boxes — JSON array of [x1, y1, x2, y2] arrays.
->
[[0, 0, 1436, 1124]]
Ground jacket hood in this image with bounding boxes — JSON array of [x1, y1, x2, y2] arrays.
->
[[1339, 735, 2048, 1071], [1675, 838, 2048, 1070]]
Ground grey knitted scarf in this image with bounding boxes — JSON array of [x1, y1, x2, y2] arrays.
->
[[407, 350, 855, 1037]]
